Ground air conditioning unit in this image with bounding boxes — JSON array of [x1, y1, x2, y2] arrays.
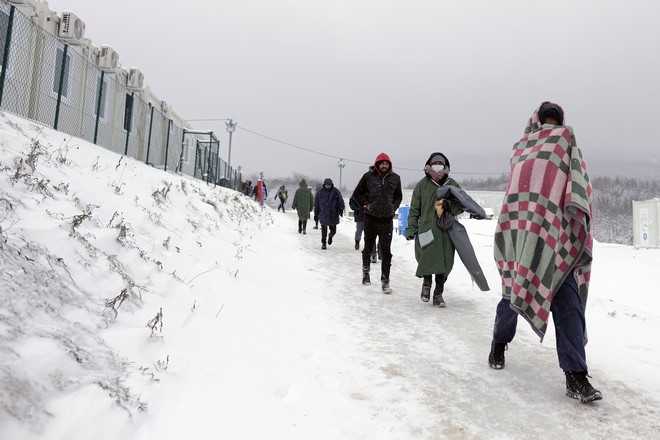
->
[[58, 11, 85, 45], [126, 67, 144, 90], [98, 45, 119, 71]]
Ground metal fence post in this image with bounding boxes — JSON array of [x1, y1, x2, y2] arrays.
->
[[124, 91, 134, 155], [53, 44, 68, 130], [0, 6, 15, 107], [145, 104, 154, 165], [177, 129, 187, 172], [164, 118, 172, 171], [93, 70, 104, 144]]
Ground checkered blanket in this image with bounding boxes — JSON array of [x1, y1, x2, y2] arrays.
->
[[494, 111, 593, 340]]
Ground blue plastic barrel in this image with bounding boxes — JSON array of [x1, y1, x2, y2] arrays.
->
[[397, 205, 410, 235]]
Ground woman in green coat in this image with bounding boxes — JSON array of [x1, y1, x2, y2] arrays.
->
[[405, 152, 463, 307], [291, 179, 314, 234]]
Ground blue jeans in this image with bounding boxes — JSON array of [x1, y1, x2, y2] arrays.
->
[[493, 274, 588, 373]]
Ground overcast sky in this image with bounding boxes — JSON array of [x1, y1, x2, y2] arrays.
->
[[46, 0, 660, 188]]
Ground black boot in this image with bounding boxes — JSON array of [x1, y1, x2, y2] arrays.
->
[[488, 340, 507, 370], [298, 221, 302, 233], [565, 371, 603, 403], [362, 266, 370, 285], [421, 281, 431, 302], [432, 275, 446, 307], [355, 240, 360, 250], [381, 278, 392, 294], [432, 288, 445, 307]]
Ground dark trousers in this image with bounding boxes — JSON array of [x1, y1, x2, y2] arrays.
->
[[493, 274, 588, 372], [321, 225, 336, 244], [362, 215, 393, 281], [355, 220, 378, 258]]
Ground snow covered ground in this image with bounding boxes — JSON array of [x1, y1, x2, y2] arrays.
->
[[0, 111, 659, 439]]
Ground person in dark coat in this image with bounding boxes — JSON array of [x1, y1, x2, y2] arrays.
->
[[349, 194, 378, 261], [312, 183, 322, 229], [313, 178, 345, 250], [350, 152, 402, 293], [405, 152, 463, 307], [291, 179, 313, 234]]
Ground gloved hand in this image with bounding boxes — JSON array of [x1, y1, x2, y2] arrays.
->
[[406, 236, 414, 241], [364, 202, 371, 211], [339, 210, 343, 217], [435, 199, 445, 217]]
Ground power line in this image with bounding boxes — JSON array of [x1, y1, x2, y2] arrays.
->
[[237, 125, 507, 175], [186, 118, 232, 122]]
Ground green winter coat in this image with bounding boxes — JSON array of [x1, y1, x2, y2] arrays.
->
[[405, 176, 463, 278], [291, 179, 314, 220]]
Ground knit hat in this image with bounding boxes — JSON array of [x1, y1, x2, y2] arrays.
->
[[429, 154, 446, 165]]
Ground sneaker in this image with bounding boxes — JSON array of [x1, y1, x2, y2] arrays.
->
[[432, 290, 446, 307], [328, 234, 334, 245], [298, 229, 302, 234], [313, 226, 319, 230], [488, 340, 507, 370], [421, 282, 431, 302], [565, 371, 603, 403], [382, 280, 392, 294], [302, 230, 306, 235], [321, 243, 327, 250], [355, 240, 360, 250]]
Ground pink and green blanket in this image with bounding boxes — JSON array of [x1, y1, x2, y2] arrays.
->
[[494, 107, 593, 341]]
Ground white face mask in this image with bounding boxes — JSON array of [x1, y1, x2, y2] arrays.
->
[[431, 164, 445, 173]]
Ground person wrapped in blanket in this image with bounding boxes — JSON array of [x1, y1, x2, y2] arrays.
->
[[488, 101, 602, 403]]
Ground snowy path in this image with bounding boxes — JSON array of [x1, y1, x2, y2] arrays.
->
[[217, 211, 660, 439], [40, 207, 659, 440]]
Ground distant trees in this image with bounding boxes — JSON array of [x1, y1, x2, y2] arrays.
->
[[462, 175, 660, 246]]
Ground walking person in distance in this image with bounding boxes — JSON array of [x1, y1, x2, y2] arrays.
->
[[313, 178, 345, 250]]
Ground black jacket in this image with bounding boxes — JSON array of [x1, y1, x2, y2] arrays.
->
[[351, 167, 403, 219]]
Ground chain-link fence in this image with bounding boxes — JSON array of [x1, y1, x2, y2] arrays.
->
[[0, 1, 241, 189]]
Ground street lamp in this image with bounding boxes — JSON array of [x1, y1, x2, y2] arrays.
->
[[225, 119, 237, 188], [337, 158, 345, 191]]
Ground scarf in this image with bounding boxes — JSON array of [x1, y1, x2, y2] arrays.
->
[[424, 165, 449, 184]]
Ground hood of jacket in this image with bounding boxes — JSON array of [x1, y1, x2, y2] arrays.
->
[[374, 152, 392, 170], [424, 152, 450, 170]]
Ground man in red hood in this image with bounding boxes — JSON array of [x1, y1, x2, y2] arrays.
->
[[350, 152, 403, 293]]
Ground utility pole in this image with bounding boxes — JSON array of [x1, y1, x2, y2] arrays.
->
[[337, 158, 345, 191], [225, 119, 237, 188]]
